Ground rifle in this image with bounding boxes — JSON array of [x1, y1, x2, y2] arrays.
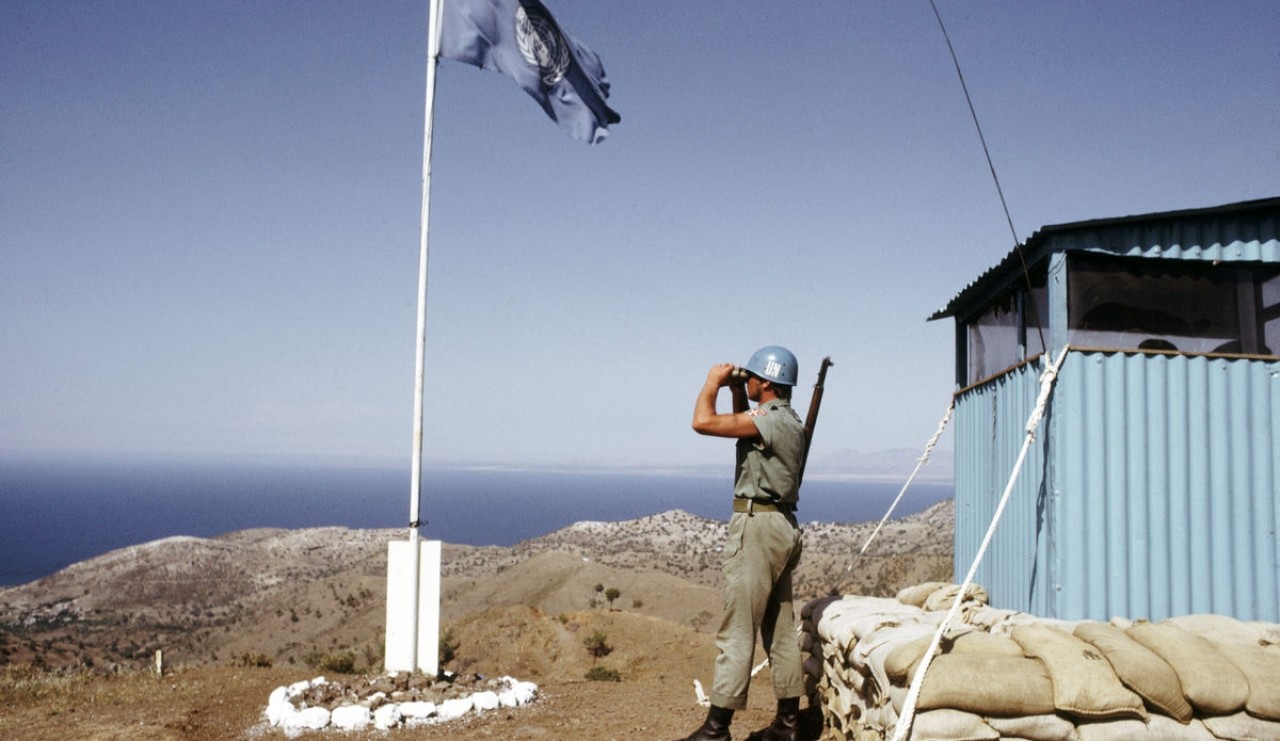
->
[[798, 356, 833, 487]]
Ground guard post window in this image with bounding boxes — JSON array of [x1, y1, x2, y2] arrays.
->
[[964, 266, 1047, 385], [1067, 254, 1280, 356]]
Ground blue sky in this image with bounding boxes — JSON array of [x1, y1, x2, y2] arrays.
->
[[2, 1, 1276, 472]]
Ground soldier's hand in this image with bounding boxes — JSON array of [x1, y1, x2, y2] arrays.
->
[[706, 363, 735, 388]]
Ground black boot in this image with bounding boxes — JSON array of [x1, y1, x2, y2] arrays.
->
[[745, 697, 800, 741], [676, 704, 734, 741]]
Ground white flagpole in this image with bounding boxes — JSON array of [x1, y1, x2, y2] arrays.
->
[[405, 0, 444, 673]]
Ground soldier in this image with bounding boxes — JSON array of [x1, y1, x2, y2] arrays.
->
[[678, 346, 806, 741]]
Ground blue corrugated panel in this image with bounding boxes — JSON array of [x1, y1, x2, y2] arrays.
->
[[953, 359, 1050, 614], [1052, 351, 1280, 622], [955, 351, 1280, 622]]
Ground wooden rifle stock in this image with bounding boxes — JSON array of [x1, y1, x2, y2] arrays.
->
[[798, 356, 833, 487]]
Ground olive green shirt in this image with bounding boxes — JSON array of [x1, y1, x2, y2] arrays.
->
[[733, 398, 805, 505]]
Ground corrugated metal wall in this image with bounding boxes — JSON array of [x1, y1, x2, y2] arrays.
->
[[955, 350, 1280, 622], [953, 359, 1051, 615], [1052, 351, 1280, 621]]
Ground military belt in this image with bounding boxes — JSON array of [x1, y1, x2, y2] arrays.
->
[[732, 498, 794, 514]]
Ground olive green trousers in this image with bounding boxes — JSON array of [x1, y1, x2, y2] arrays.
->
[[709, 510, 805, 709]]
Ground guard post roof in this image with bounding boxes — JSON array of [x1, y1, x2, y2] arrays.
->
[[928, 196, 1280, 324]]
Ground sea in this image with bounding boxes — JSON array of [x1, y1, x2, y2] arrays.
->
[[0, 456, 952, 588]]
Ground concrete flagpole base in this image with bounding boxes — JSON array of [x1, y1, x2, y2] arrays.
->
[[384, 539, 441, 675]]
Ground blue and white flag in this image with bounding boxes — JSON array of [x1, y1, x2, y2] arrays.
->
[[439, 0, 620, 144]]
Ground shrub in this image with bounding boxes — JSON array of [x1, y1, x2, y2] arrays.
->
[[585, 666, 621, 682], [237, 651, 273, 668], [303, 650, 356, 674], [583, 630, 612, 660], [439, 628, 459, 667], [362, 643, 382, 669], [326, 652, 357, 673]]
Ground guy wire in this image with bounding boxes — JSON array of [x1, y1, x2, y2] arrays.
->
[[928, 0, 1019, 249], [928, 0, 1046, 351]]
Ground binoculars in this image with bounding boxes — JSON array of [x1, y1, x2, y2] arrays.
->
[[729, 367, 752, 381]]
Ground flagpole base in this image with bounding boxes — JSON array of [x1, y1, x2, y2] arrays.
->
[[384, 539, 441, 675]]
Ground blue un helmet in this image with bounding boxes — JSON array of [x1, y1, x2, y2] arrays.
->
[[743, 346, 798, 386]]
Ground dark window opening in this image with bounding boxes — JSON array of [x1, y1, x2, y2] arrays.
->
[[1068, 255, 1279, 356], [965, 265, 1048, 384]]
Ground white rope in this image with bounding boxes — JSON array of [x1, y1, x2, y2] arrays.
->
[[891, 346, 1070, 741], [829, 398, 956, 595]]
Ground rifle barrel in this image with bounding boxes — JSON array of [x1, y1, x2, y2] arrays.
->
[[799, 356, 833, 486]]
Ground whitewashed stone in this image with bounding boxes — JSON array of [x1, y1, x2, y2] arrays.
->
[[398, 700, 437, 719], [472, 690, 500, 711], [331, 705, 371, 731], [374, 703, 402, 730], [268, 685, 288, 706], [263, 674, 543, 732], [437, 696, 473, 720], [510, 681, 538, 705], [283, 706, 330, 731], [266, 686, 291, 725], [270, 700, 299, 728], [286, 679, 311, 696]]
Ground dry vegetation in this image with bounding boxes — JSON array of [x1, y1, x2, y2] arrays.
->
[[0, 500, 952, 739]]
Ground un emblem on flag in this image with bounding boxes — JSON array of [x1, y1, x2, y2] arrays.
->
[[515, 5, 570, 86]]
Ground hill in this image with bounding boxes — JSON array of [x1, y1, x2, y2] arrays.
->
[[0, 501, 952, 739], [1, 501, 952, 674]]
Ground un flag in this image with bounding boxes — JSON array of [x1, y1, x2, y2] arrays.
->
[[439, 0, 621, 144]]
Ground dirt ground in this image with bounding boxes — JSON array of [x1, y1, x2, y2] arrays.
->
[[0, 665, 827, 740]]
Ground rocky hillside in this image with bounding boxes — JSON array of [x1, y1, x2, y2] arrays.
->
[[0, 500, 953, 676]]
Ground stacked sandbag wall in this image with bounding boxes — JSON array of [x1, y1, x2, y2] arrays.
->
[[800, 584, 1280, 741]]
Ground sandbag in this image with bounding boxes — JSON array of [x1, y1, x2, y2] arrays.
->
[[916, 654, 1056, 716], [910, 708, 999, 741], [898, 582, 953, 608], [984, 713, 1079, 741], [1073, 621, 1192, 722], [1076, 716, 1214, 740], [950, 631, 1026, 656], [1213, 641, 1280, 721], [859, 624, 939, 707], [803, 594, 841, 621], [1127, 622, 1249, 716], [1202, 712, 1280, 741], [802, 653, 825, 682], [1251, 621, 1280, 648], [885, 635, 933, 684], [1012, 623, 1148, 721], [923, 583, 990, 613], [816, 595, 921, 644], [885, 630, 1023, 685], [1167, 614, 1272, 648], [965, 606, 1032, 632]]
